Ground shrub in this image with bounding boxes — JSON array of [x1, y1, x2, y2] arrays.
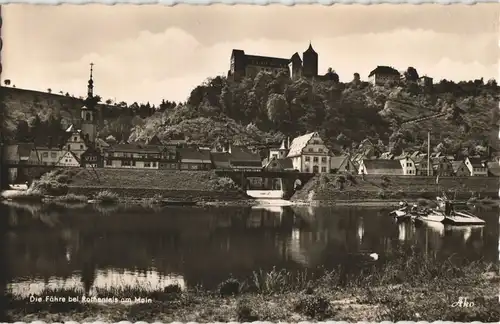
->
[[53, 194, 88, 203], [95, 190, 119, 204], [236, 298, 259, 322], [31, 180, 68, 196], [218, 277, 241, 297], [294, 294, 332, 319], [335, 175, 346, 190], [208, 177, 242, 192]]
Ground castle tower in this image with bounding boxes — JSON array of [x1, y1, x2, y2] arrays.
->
[[290, 52, 303, 80], [80, 63, 97, 143], [302, 42, 318, 78]]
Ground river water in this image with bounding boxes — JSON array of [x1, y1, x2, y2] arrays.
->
[[1, 201, 498, 296]]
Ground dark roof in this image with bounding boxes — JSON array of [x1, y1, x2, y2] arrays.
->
[[363, 159, 402, 170], [451, 161, 466, 172], [291, 52, 302, 63], [211, 152, 231, 169], [368, 66, 400, 77], [304, 43, 317, 55], [105, 143, 162, 154], [331, 156, 350, 169], [487, 162, 500, 176], [146, 135, 163, 146], [230, 146, 262, 162], [179, 147, 211, 161], [231, 160, 263, 167], [211, 152, 230, 162], [278, 158, 293, 169], [17, 143, 34, 158], [467, 157, 486, 167]]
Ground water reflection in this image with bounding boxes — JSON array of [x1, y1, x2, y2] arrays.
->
[[3, 202, 498, 295]]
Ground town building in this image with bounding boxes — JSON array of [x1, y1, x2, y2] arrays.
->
[[431, 155, 453, 176], [368, 66, 401, 86], [56, 151, 81, 167], [226, 145, 262, 170], [81, 147, 103, 168], [330, 155, 356, 174], [103, 143, 162, 169], [287, 132, 331, 173], [178, 146, 212, 170], [418, 76, 434, 88], [358, 159, 403, 175], [399, 157, 417, 175], [465, 157, 488, 176], [451, 160, 470, 177], [263, 157, 295, 172], [268, 138, 290, 160]]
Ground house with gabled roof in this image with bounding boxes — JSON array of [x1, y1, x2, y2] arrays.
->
[[358, 159, 403, 175], [398, 156, 417, 175], [451, 160, 470, 177], [263, 157, 295, 172], [287, 132, 331, 173], [179, 146, 212, 170], [368, 66, 401, 86], [330, 155, 356, 174], [227, 145, 262, 170], [464, 157, 488, 176], [56, 151, 81, 167]]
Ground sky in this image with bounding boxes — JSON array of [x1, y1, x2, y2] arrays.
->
[[2, 4, 499, 105]]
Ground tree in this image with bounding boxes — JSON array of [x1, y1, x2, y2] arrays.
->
[[105, 99, 113, 105], [4, 79, 11, 86], [47, 88, 52, 94]]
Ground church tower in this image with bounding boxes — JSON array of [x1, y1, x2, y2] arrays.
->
[[81, 63, 97, 144], [302, 42, 318, 78]]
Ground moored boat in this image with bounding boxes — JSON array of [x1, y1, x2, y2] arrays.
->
[[442, 210, 486, 225]]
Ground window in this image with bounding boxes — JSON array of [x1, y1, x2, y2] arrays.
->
[[318, 148, 323, 153], [272, 154, 278, 158], [305, 156, 310, 162], [51, 152, 57, 158], [145, 162, 151, 167], [42, 152, 48, 158], [407, 163, 412, 167], [131, 161, 136, 166], [305, 167, 310, 173], [74, 137, 78, 142], [308, 148, 313, 152], [106, 159, 112, 166], [80, 145, 84, 149], [321, 157, 327, 163], [152, 162, 157, 168], [321, 167, 327, 172], [313, 157, 318, 163], [122, 160, 131, 166]]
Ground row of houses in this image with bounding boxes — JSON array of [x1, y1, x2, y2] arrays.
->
[[5, 130, 499, 177]]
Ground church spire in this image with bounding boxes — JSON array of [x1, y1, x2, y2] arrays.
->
[[87, 62, 94, 99]]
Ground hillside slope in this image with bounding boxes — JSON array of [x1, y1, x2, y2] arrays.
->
[[130, 75, 499, 155]]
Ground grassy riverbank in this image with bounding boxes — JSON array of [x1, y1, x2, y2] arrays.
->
[[7, 250, 499, 322], [292, 173, 499, 202]]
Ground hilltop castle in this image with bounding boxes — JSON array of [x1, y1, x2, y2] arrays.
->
[[228, 43, 338, 82]]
